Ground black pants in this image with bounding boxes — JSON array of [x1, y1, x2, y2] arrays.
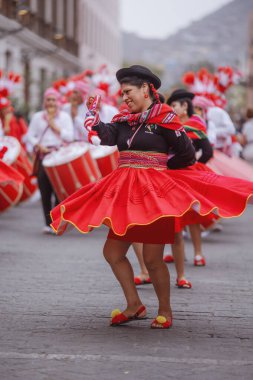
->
[[37, 161, 59, 226]]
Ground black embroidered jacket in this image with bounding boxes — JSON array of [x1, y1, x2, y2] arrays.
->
[[93, 121, 196, 169]]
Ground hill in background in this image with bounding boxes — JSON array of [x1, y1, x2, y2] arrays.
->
[[122, 0, 252, 89]]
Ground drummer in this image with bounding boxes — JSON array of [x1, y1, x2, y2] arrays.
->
[[25, 88, 74, 234], [62, 81, 89, 141]]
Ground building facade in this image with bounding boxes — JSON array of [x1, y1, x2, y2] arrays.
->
[[0, 0, 121, 116], [79, 0, 121, 70]]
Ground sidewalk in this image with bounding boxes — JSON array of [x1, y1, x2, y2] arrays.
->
[[0, 202, 253, 380]]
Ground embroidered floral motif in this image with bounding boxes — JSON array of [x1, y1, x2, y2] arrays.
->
[[145, 124, 157, 134]]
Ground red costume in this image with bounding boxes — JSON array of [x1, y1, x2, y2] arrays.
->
[[50, 103, 253, 243], [1, 114, 28, 149]]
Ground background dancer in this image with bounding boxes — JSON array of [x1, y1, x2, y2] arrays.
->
[[62, 82, 89, 142], [166, 88, 214, 267], [133, 237, 192, 289], [0, 97, 28, 151], [133, 91, 193, 288], [132, 243, 152, 285]]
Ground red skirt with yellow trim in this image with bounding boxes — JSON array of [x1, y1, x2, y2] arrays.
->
[[174, 161, 218, 231], [50, 151, 253, 244]]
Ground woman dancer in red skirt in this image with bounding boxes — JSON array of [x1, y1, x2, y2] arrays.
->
[[51, 65, 253, 329], [134, 90, 215, 288], [167, 89, 216, 268]]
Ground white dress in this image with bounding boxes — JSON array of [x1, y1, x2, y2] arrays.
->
[[242, 118, 253, 162], [207, 107, 235, 150]]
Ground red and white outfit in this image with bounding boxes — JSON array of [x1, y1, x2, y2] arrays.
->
[[175, 114, 218, 230], [25, 109, 74, 227], [25, 110, 74, 152], [0, 113, 28, 150]]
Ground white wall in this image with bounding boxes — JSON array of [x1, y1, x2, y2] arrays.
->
[[78, 0, 122, 71]]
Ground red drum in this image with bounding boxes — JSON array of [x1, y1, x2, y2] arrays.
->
[[0, 136, 37, 202], [90, 145, 119, 177], [42, 142, 102, 202], [0, 161, 24, 212]]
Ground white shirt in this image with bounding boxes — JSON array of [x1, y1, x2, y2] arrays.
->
[[99, 104, 118, 123], [62, 103, 89, 141], [207, 107, 235, 149], [25, 110, 74, 153], [206, 120, 217, 146], [242, 118, 253, 143], [63, 102, 118, 141]]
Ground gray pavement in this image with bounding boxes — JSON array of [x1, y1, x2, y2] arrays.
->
[[0, 200, 253, 380]]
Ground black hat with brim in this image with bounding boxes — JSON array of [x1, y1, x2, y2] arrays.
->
[[116, 65, 161, 89], [167, 89, 195, 105]]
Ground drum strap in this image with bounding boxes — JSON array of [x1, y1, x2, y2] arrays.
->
[[34, 125, 62, 158], [34, 126, 50, 155], [31, 126, 51, 176]]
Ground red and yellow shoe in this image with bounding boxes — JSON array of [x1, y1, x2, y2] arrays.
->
[[194, 255, 206, 267], [150, 315, 173, 329], [110, 305, 147, 326]]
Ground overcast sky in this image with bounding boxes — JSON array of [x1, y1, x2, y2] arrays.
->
[[120, 0, 233, 39]]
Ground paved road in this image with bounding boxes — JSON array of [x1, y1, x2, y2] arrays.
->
[[0, 201, 253, 380]]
